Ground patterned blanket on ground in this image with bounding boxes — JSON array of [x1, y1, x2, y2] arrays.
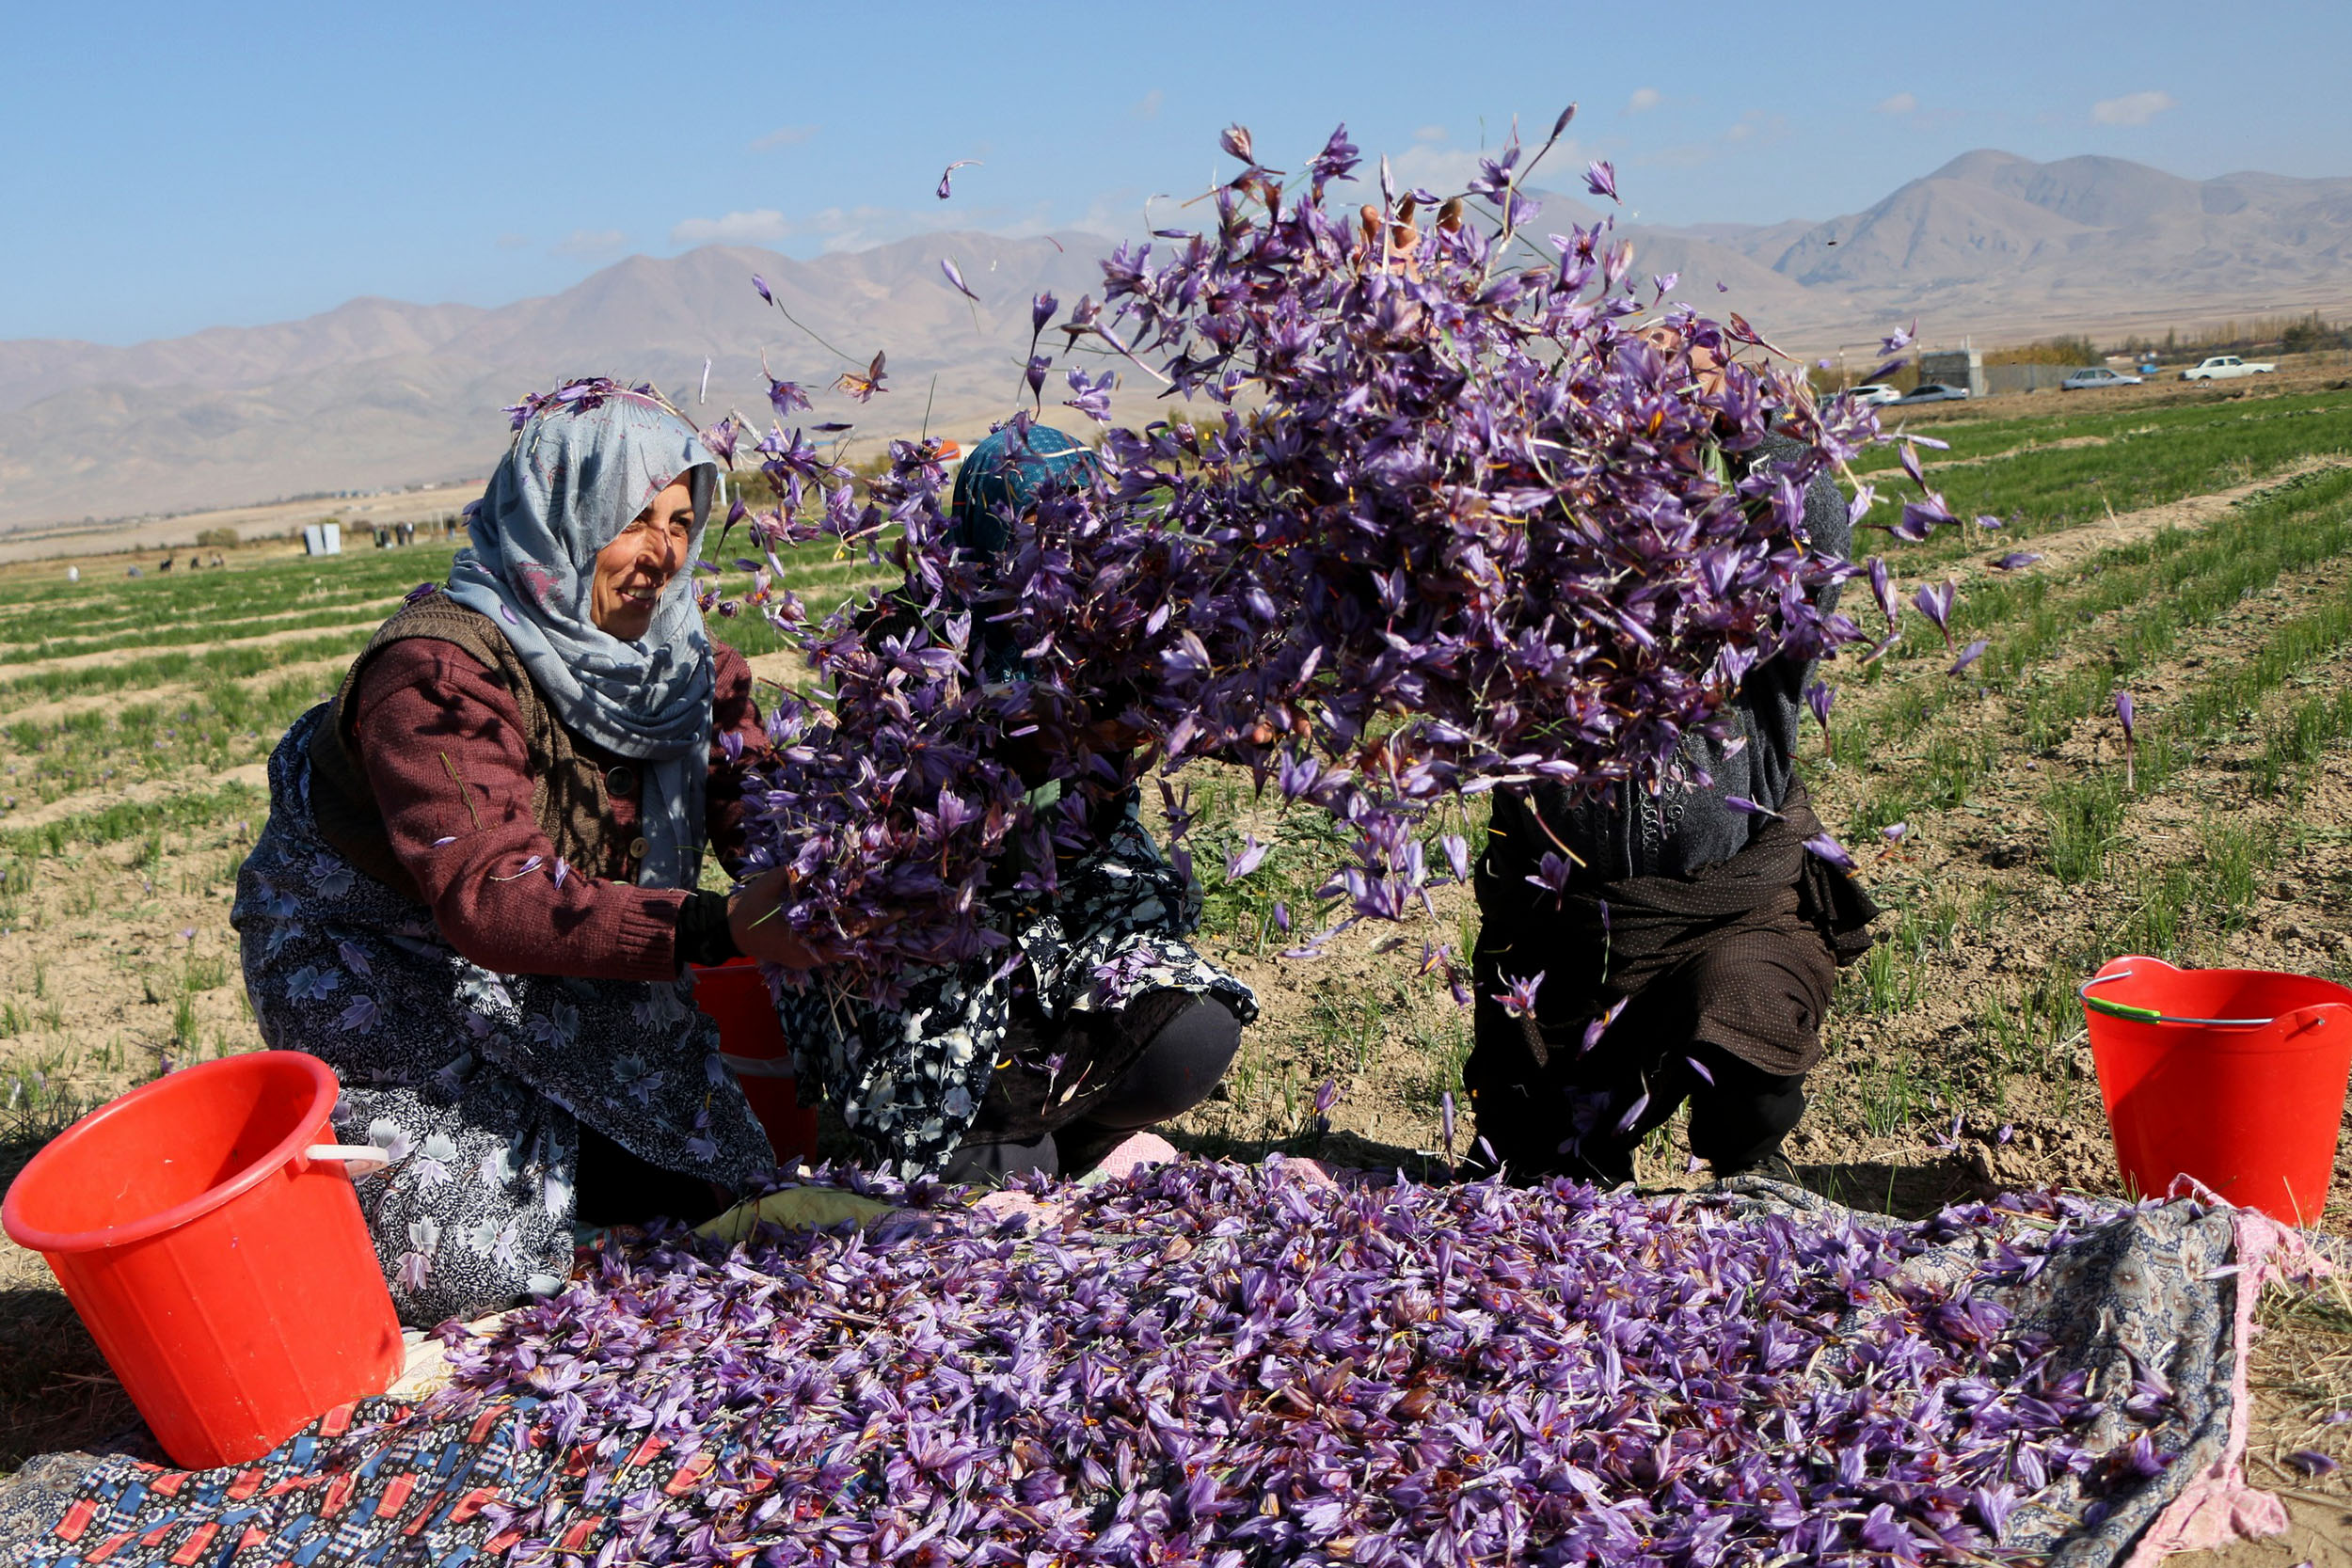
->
[[0, 1162, 2322, 1568]]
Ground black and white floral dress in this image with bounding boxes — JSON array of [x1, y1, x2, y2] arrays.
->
[[774, 797, 1256, 1174]]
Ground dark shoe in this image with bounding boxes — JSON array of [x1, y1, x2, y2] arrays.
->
[[1052, 1120, 1130, 1180], [1713, 1149, 1805, 1191]]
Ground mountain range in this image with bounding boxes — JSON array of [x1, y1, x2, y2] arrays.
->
[[5, 149, 2349, 533]]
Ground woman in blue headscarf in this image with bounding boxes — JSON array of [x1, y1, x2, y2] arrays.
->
[[233, 380, 808, 1325], [777, 423, 1258, 1180]]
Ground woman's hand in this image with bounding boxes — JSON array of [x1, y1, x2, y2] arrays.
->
[[727, 868, 821, 969]]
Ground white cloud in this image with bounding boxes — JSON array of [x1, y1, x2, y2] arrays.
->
[[1627, 87, 1661, 113], [1875, 91, 1918, 115], [2092, 89, 2176, 125], [1389, 142, 1489, 194], [670, 209, 792, 245], [494, 232, 530, 250], [1412, 124, 1446, 143], [554, 229, 627, 256], [748, 124, 818, 151], [1132, 87, 1163, 119]]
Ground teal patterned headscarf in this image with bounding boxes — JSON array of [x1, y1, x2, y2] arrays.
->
[[948, 421, 1095, 560], [948, 422, 1096, 681], [447, 384, 718, 889]]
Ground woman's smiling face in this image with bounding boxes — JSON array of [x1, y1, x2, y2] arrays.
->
[[590, 477, 694, 641]]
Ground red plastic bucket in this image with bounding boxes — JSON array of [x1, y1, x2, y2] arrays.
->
[[693, 959, 818, 1164], [1, 1051, 403, 1468], [2081, 956, 2352, 1225]]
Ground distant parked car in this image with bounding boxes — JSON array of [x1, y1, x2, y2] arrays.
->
[[1850, 383, 1903, 406], [2061, 367, 2143, 390], [2181, 355, 2277, 381], [1893, 382, 1971, 405]]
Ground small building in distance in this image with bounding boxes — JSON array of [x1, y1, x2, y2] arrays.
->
[[1917, 348, 1986, 399]]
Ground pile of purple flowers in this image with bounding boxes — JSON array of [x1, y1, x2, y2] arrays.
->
[[720, 114, 1910, 999], [428, 1165, 2164, 1566]]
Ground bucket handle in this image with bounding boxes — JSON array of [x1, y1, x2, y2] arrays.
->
[[304, 1144, 391, 1177], [2079, 970, 2276, 1028]]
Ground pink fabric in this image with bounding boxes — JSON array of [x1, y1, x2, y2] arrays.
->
[[968, 1133, 1184, 1227], [1090, 1132, 1180, 1181], [2124, 1211, 2327, 1565]]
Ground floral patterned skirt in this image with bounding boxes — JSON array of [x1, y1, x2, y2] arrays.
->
[[230, 708, 771, 1326], [775, 799, 1256, 1175]]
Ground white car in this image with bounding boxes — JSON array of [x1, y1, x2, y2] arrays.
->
[[2181, 355, 2277, 381], [2061, 367, 2143, 390], [1850, 384, 1903, 406]]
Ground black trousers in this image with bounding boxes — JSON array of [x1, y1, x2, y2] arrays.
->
[[942, 990, 1243, 1183], [575, 1123, 729, 1228], [1465, 955, 1814, 1188]]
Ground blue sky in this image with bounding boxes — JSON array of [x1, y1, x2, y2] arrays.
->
[[6, 0, 2344, 345]]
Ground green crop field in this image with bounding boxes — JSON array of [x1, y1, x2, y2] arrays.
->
[[7, 384, 2352, 1465]]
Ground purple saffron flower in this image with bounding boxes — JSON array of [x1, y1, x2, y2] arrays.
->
[[1225, 834, 1268, 880], [1495, 972, 1546, 1019], [1583, 159, 1619, 201], [1804, 678, 1834, 738], [1989, 551, 2042, 570], [1913, 578, 1957, 645], [1440, 832, 1472, 881], [940, 258, 980, 303], [2118, 689, 2138, 788], [936, 158, 979, 199], [752, 274, 772, 305], [1581, 996, 1627, 1054], [1062, 368, 1116, 423], [1804, 832, 1858, 873], [766, 377, 811, 420], [1867, 557, 1899, 627], [1948, 637, 1990, 675]]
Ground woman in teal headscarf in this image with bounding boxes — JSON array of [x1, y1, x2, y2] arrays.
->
[[779, 423, 1258, 1180], [233, 379, 808, 1325]]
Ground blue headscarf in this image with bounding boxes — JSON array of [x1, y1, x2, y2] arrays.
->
[[446, 386, 718, 889], [949, 422, 1095, 680]]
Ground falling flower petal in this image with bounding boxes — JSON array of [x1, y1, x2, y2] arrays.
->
[[935, 158, 980, 199]]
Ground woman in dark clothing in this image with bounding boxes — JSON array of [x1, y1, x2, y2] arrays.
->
[[232, 382, 811, 1325], [777, 423, 1256, 1182], [1466, 419, 1878, 1189]]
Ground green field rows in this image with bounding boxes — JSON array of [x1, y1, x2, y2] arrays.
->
[[1852, 390, 2352, 568]]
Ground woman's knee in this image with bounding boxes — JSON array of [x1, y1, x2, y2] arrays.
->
[[1088, 991, 1243, 1132]]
